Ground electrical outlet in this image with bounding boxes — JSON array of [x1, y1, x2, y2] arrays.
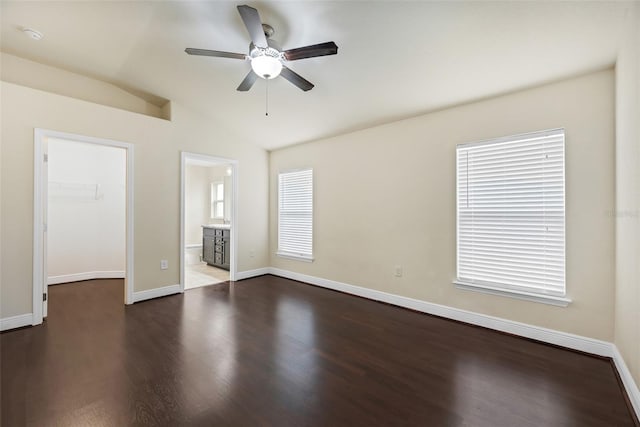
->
[[160, 260, 168, 270], [394, 265, 403, 277], [249, 250, 255, 258]]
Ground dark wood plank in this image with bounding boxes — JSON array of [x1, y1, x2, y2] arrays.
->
[[1, 276, 637, 426]]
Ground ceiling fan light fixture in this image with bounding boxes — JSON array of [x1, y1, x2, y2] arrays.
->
[[185, 5, 336, 92], [251, 55, 282, 79]]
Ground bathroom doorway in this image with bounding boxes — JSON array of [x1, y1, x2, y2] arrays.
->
[[180, 152, 238, 290]]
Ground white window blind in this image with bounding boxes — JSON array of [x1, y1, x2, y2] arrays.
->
[[278, 169, 313, 260], [456, 129, 565, 297]]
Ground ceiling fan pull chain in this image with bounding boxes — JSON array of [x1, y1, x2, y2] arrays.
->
[[265, 78, 269, 116]]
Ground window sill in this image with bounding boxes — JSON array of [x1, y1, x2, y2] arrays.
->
[[276, 252, 314, 263], [453, 280, 571, 307]]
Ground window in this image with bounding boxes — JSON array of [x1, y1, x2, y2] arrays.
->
[[211, 181, 224, 219], [455, 129, 567, 305], [278, 169, 313, 261]]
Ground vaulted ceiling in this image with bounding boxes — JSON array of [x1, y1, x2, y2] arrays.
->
[[1, 1, 633, 149]]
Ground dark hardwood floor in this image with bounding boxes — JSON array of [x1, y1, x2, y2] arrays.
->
[[1, 276, 636, 426]]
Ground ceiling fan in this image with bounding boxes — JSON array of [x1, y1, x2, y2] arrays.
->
[[185, 4, 338, 92]]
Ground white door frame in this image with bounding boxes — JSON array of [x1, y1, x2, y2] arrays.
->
[[180, 151, 238, 291], [33, 129, 135, 325]]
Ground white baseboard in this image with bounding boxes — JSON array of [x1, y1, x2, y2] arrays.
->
[[133, 284, 182, 303], [268, 268, 612, 356], [235, 267, 270, 281], [268, 268, 640, 418], [0, 313, 33, 331], [48, 270, 125, 285], [5, 266, 639, 421], [268, 267, 640, 420], [612, 345, 640, 419]]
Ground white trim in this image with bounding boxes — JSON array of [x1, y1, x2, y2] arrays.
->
[[7, 263, 640, 421], [457, 127, 565, 148], [0, 313, 34, 331], [454, 281, 571, 307], [33, 129, 135, 323], [276, 252, 314, 262], [267, 268, 640, 419], [180, 152, 239, 293], [612, 345, 640, 419], [125, 141, 135, 306], [48, 271, 125, 285], [268, 268, 611, 357], [33, 129, 45, 325], [179, 155, 184, 293], [185, 244, 202, 250], [231, 159, 238, 283], [133, 284, 182, 303], [235, 267, 270, 281]]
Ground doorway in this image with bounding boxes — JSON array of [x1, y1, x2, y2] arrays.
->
[[180, 152, 238, 291], [33, 129, 134, 324]]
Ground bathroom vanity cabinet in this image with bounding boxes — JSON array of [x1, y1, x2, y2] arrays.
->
[[203, 226, 230, 270]]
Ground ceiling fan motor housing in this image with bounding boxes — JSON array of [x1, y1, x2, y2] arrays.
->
[[249, 40, 282, 60]]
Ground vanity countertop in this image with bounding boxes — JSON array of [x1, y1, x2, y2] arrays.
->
[[202, 224, 231, 230]]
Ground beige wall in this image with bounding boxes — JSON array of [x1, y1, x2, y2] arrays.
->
[[615, 4, 640, 387], [270, 69, 615, 341], [0, 53, 167, 119], [0, 80, 269, 318], [0, 22, 635, 395], [184, 165, 211, 247]]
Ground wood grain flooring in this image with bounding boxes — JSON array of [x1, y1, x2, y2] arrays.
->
[[1, 276, 637, 426]]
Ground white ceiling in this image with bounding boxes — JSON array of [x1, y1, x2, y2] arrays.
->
[[0, 1, 633, 150]]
